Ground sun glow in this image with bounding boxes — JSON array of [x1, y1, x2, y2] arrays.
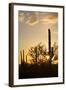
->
[[46, 55, 50, 60]]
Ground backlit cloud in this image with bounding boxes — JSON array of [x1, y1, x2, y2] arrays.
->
[[19, 12, 25, 22], [19, 11, 58, 26], [40, 13, 58, 24], [25, 13, 39, 26]]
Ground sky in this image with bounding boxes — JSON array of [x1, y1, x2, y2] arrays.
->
[[18, 11, 58, 64]]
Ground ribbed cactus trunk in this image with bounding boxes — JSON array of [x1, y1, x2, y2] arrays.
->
[[35, 47, 38, 64], [48, 29, 51, 55], [26, 55, 27, 64], [48, 29, 51, 65], [23, 49, 25, 63], [20, 51, 22, 65]]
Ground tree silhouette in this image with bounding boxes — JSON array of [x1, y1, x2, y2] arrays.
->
[[28, 46, 38, 64], [28, 42, 47, 64]]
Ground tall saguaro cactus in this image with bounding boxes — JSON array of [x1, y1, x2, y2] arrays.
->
[[48, 28, 51, 55], [48, 28, 52, 65]]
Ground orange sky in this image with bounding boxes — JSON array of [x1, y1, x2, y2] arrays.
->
[[18, 11, 58, 64]]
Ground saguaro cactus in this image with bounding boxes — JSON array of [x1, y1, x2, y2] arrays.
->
[[23, 49, 25, 63], [35, 46, 38, 64], [26, 55, 27, 64], [20, 51, 22, 65], [48, 28, 51, 55], [48, 29, 52, 65]]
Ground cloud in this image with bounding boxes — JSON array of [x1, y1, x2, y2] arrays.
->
[[40, 13, 58, 24], [41, 18, 57, 24], [26, 15, 39, 26], [19, 12, 58, 26], [26, 20, 39, 26], [18, 12, 25, 22], [25, 13, 39, 26], [19, 12, 39, 26]]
